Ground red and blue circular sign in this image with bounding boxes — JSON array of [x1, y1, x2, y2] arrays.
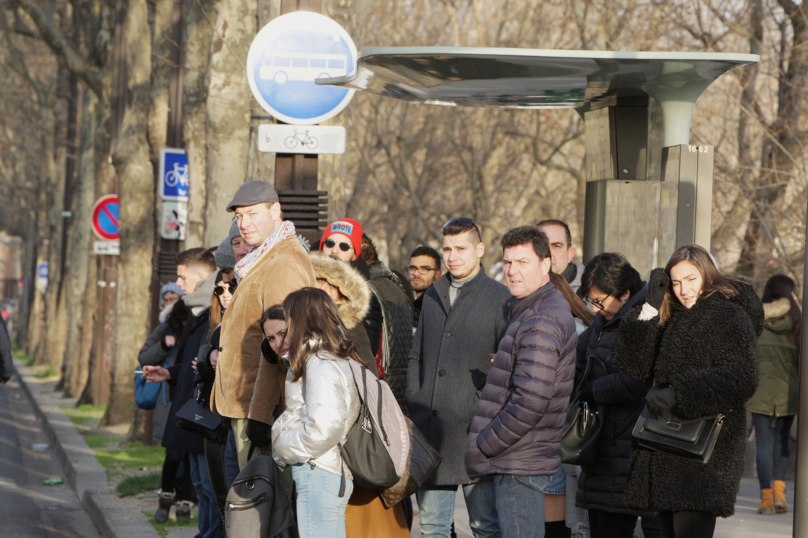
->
[[92, 195, 119, 241]]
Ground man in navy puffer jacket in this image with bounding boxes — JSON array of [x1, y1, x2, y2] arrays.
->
[[465, 226, 577, 538]]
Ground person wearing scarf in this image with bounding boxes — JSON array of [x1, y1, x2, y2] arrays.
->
[[210, 181, 316, 470]]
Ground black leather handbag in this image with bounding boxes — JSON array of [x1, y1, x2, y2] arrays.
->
[[632, 386, 726, 464], [380, 416, 443, 509], [176, 387, 227, 444], [560, 355, 606, 467]]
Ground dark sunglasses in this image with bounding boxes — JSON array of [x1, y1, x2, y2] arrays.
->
[[443, 217, 475, 229], [214, 282, 238, 296], [323, 238, 353, 252]]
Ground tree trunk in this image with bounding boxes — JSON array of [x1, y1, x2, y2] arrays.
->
[[104, 0, 155, 426], [62, 88, 101, 397], [181, 0, 215, 248], [202, 0, 255, 246]]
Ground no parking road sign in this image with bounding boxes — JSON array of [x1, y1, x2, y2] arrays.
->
[[246, 12, 357, 125], [92, 195, 119, 241]]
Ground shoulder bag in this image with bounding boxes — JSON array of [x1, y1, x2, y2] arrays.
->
[[632, 386, 726, 465], [560, 355, 606, 467], [175, 386, 227, 444]]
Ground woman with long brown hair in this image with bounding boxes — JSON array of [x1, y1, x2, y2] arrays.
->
[[612, 244, 764, 538], [271, 287, 363, 538]]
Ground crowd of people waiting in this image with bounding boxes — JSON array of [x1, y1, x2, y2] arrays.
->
[[135, 179, 799, 538]]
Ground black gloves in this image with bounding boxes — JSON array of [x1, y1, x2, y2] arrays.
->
[[647, 268, 670, 310], [646, 387, 676, 417], [246, 419, 271, 446]]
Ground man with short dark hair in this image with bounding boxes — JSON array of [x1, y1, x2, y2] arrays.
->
[[466, 225, 577, 538], [211, 181, 315, 469], [407, 218, 512, 538], [408, 245, 442, 327], [537, 219, 585, 293]]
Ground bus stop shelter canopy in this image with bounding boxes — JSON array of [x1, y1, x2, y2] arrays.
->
[[319, 47, 759, 147]]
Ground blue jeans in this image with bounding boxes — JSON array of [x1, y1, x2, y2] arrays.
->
[[492, 474, 550, 538], [292, 463, 352, 538], [189, 450, 222, 538], [224, 429, 241, 488], [416, 481, 500, 538], [752, 413, 794, 489]]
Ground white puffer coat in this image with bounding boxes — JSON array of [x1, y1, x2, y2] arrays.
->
[[271, 351, 361, 478]]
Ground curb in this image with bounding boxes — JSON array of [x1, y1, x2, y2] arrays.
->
[[14, 357, 159, 538]]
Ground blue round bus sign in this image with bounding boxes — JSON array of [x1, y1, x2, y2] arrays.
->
[[246, 12, 357, 125]]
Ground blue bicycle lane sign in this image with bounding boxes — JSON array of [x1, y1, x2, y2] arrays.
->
[[159, 148, 189, 201], [246, 12, 357, 125]]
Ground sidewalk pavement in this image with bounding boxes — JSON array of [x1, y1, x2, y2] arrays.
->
[[410, 477, 795, 538], [14, 357, 159, 538], [17, 354, 797, 538]]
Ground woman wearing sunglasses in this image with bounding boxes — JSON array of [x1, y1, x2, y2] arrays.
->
[[574, 253, 661, 538], [193, 270, 238, 523]]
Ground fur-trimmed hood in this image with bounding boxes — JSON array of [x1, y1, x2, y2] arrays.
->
[[309, 252, 371, 330], [764, 297, 791, 320]]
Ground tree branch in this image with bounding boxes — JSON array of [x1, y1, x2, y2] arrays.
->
[[10, 0, 104, 98]]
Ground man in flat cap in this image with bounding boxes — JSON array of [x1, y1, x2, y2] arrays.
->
[[211, 181, 315, 469]]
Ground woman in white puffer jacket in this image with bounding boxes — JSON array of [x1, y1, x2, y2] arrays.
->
[[272, 287, 362, 538]]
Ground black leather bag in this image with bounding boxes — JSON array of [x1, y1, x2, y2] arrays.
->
[[175, 387, 227, 444], [560, 355, 606, 467], [632, 386, 726, 464]]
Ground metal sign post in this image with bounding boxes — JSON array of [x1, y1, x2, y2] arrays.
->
[[794, 204, 808, 538], [247, 10, 357, 242]]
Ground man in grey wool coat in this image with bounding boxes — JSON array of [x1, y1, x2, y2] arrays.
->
[[406, 217, 512, 538]]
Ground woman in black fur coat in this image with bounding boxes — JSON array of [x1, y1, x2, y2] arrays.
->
[[611, 245, 763, 538]]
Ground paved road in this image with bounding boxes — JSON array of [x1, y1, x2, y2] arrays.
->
[[0, 376, 100, 537]]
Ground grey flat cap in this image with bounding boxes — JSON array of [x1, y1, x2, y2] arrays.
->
[[226, 181, 279, 212], [214, 221, 240, 270]]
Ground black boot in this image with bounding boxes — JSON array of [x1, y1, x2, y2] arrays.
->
[[155, 491, 175, 523]]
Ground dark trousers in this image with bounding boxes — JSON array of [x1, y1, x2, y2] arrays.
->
[[205, 438, 229, 518], [161, 448, 194, 502], [587, 509, 637, 538], [659, 511, 716, 538], [752, 413, 794, 489], [641, 514, 663, 538]]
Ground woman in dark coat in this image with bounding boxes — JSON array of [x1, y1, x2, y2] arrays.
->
[[575, 253, 657, 538], [612, 245, 763, 538]]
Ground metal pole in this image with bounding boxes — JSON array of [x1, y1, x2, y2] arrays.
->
[[793, 201, 808, 537]]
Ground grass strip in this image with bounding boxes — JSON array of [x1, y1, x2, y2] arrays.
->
[[142, 509, 198, 538], [117, 471, 162, 496]]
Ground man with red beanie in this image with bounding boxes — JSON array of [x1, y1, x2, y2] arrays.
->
[[320, 218, 383, 359]]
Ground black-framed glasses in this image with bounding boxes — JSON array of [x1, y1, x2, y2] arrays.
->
[[443, 217, 475, 229], [407, 265, 439, 275], [323, 238, 353, 252], [214, 282, 238, 296], [583, 294, 609, 310]]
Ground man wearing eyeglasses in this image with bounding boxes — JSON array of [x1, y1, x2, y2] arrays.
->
[[319, 219, 384, 362], [407, 217, 512, 538], [407, 246, 442, 328]]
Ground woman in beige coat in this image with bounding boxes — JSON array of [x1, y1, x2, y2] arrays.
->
[[309, 252, 410, 538]]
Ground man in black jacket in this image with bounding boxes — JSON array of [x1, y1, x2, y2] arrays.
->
[[0, 315, 13, 384], [407, 245, 442, 328], [145, 248, 220, 538], [406, 218, 511, 538]]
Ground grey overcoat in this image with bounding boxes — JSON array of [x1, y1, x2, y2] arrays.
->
[[406, 266, 511, 485]]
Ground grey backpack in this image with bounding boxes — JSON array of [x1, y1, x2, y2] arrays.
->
[[225, 446, 296, 538], [338, 361, 409, 494]]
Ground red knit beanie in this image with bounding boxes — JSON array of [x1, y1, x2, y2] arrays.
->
[[319, 218, 363, 256]]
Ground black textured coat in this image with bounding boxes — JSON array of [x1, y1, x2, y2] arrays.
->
[[612, 283, 763, 518], [575, 284, 655, 517]]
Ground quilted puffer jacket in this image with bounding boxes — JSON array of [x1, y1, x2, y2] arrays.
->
[[465, 282, 577, 478], [271, 351, 361, 479]]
